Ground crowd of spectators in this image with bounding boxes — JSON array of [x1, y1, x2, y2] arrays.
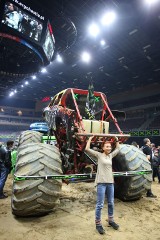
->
[[132, 139, 160, 186], [0, 105, 43, 138]]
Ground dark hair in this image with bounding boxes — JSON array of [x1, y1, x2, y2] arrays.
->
[[101, 141, 112, 149], [131, 141, 138, 147], [7, 3, 18, 12], [6, 140, 14, 147]]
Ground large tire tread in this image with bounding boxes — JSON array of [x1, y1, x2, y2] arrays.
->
[[113, 144, 152, 201], [19, 130, 43, 146], [12, 143, 62, 217]]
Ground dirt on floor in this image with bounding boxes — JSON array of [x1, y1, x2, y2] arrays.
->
[[0, 176, 160, 240]]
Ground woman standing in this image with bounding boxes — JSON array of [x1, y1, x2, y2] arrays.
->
[[85, 136, 120, 234]]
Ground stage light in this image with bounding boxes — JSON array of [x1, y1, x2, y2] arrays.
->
[[25, 81, 29, 85], [14, 90, 17, 93], [81, 52, 91, 63], [101, 11, 116, 25], [41, 68, 47, 73], [100, 39, 106, 46], [9, 92, 14, 97], [88, 23, 100, 37], [21, 85, 24, 88], [57, 54, 63, 62], [145, 0, 159, 4], [32, 75, 37, 79]]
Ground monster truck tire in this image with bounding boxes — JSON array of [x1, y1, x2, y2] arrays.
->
[[18, 130, 43, 147], [13, 135, 20, 149], [11, 143, 62, 217], [113, 144, 152, 201]]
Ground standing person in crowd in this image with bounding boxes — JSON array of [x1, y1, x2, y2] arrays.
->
[[151, 143, 156, 151], [142, 138, 157, 198], [151, 143, 156, 159], [152, 150, 160, 183], [131, 141, 139, 148], [0, 140, 14, 199], [85, 136, 120, 235], [0, 142, 8, 199], [157, 145, 160, 158], [4, 140, 14, 174]]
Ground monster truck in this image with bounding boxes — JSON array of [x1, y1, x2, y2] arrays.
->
[[11, 88, 152, 217]]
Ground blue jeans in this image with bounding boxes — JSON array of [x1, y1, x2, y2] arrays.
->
[[0, 163, 9, 196], [95, 183, 114, 225]]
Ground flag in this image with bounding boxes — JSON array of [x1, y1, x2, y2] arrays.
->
[[85, 80, 95, 119]]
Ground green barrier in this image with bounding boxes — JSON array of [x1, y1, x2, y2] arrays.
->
[[129, 129, 160, 137], [42, 136, 56, 140], [14, 170, 152, 182], [42, 135, 56, 144]]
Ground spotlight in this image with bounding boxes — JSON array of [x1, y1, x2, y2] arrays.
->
[[21, 85, 24, 88], [101, 11, 116, 25], [81, 52, 91, 63], [100, 39, 106, 46], [145, 0, 159, 4], [32, 75, 37, 79], [14, 89, 17, 93], [57, 54, 63, 62], [9, 92, 14, 97], [25, 81, 29, 85], [88, 23, 100, 37], [41, 68, 47, 73]]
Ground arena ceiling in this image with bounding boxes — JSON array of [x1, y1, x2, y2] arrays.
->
[[0, 0, 160, 103]]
